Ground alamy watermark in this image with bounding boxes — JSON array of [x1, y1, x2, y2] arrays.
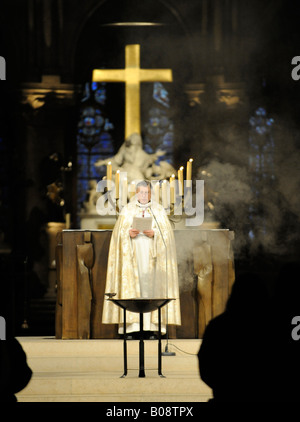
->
[[0, 56, 6, 80], [291, 56, 300, 80], [0, 316, 6, 340], [291, 316, 300, 341], [95, 176, 205, 227]]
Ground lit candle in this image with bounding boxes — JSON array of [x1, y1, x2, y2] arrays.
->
[[178, 166, 184, 196], [162, 180, 168, 208], [106, 161, 112, 191], [154, 182, 160, 204], [115, 170, 120, 199], [170, 174, 175, 204], [121, 177, 127, 206], [186, 158, 193, 188], [65, 213, 71, 229], [129, 181, 136, 199]]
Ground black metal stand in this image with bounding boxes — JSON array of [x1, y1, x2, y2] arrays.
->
[[122, 305, 127, 378], [108, 298, 174, 378], [139, 312, 145, 377]]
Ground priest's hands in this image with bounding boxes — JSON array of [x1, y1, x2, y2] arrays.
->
[[129, 229, 139, 238], [129, 229, 154, 238], [143, 230, 154, 238]]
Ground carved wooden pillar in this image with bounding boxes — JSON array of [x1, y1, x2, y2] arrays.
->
[[193, 237, 213, 338], [76, 232, 94, 339], [55, 231, 63, 338], [46, 222, 65, 299]]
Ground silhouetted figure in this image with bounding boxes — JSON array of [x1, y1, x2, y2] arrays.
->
[[0, 338, 32, 402], [198, 272, 274, 402], [271, 261, 300, 402]]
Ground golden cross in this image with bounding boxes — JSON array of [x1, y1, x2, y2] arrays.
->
[[92, 44, 173, 139]]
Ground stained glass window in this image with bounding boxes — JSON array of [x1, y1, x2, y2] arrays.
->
[[249, 107, 275, 178], [248, 107, 275, 241], [76, 82, 114, 218], [143, 82, 174, 166]]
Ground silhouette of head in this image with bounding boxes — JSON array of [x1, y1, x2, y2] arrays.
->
[[225, 272, 268, 317]]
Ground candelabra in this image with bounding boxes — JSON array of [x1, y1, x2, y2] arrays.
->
[[102, 158, 194, 226]]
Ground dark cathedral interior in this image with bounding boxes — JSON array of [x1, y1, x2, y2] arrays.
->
[[1, 0, 300, 338]]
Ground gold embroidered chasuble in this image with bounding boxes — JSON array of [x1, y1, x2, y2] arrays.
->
[[102, 199, 181, 330]]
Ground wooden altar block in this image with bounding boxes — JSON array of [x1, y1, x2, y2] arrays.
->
[[56, 229, 235, 339], [61, 231, 83, 339], [173, 239, 198, 339], [207, 230, 234, 318], [55, 232, 63, 339], [89, 230, 115, 338], [174, 229, 235, 338], [57, 230, 117, 339]]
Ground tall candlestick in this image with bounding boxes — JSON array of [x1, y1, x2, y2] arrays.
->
[[162, 180, 168, 208], [121, 177, 127, 206], [106, 161, 112, 191], [154, 182, 160, 204], [129, 181, 136, 199], [170, 174, 175, 204], [178, 166, 184, 196], [115, 170, 120, 199], [65, 213, 71, 229], [186, 158, 193, 188]]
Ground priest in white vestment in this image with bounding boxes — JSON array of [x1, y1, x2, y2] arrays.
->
[[102, 180, 181, 335]]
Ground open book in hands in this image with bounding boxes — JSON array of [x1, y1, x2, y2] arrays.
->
[[132, 216, 153, 232]]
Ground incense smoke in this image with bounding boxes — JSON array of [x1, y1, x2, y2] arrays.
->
[[195, 121, 300, 259]]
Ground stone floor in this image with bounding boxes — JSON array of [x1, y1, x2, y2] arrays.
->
[[16, 337, 212, 402]]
